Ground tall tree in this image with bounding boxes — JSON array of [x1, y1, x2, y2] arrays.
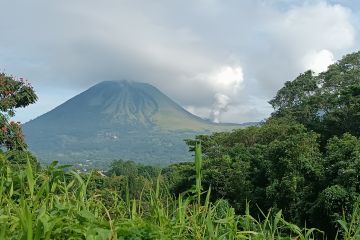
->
[[0, 73, 37, 150], [269, 51, 360, 142]]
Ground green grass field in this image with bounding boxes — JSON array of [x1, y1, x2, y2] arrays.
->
[[1, 144, 359, 240]]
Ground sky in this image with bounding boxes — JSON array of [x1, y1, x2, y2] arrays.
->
[[0, 0, 359, 123]]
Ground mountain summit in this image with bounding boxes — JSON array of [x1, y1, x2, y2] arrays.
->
[[23, 81, 246, 166]]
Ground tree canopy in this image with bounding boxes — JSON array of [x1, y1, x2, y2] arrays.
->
[[179, 51, 360, 238], [270, 51, 360, 143], [0, 73, 37, 150]]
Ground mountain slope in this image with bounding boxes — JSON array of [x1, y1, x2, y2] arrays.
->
[[23, 81, 250, 167]]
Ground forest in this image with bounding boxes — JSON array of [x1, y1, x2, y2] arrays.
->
[[1, 51, 360, 239]]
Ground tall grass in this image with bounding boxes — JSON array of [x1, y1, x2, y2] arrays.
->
[[0, 148, 357, 239]]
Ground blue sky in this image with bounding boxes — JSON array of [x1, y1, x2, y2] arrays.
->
[[0, 0, 359, 123]]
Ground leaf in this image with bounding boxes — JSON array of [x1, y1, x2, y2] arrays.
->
[[78, 210, 97, 223]]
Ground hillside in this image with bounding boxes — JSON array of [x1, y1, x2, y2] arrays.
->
[[23, 81, 251, 167]]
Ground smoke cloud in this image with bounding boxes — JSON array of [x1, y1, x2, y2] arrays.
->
[[206, 65, 244, 122], [210, 93, 231, 123]]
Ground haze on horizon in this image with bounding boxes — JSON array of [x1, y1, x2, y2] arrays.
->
[[1, 0, 359, 123]]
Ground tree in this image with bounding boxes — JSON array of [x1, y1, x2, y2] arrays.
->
[[270, 51, 360, 143], [324, 133, 360, 193], [185, 119, 323, 223], [269, 70, 318, 126], [310, 134, 360, 236], [263, 121, 323, 223], [180, 51, 360, 238], [107, 159, 160, 198], [0, 73, 37, 150]]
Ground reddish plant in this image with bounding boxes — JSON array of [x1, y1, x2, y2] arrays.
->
[[0, 73, 37, 150]]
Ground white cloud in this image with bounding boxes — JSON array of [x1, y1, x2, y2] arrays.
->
[[187, 65, 245, 122], [276, 2, 355, 51], [211, 66, 244, 94], [1, 0, 358, 123], [193, 65, 244, 95], [303, 49, 335, 74]]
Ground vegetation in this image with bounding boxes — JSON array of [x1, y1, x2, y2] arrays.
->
[[1, 51, 360, 239], [178, 51, 360, 239], [0, 145, 328, 239], [0, 73, 37, 150], [183, 119, 358, 238], [269, 51, 360, 145]]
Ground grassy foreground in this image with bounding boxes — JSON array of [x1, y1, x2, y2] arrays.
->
[[0, 145, 358, 239]]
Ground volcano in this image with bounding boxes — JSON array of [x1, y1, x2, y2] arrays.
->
[[23, 81, 250, 167]]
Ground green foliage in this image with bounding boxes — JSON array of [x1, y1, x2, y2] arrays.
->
[[270, 51, 360, 143], [176, 51, 360, 238], [337, 196, 360, 239], [311, 134, 360, 235], [269, 70, 318, 126], [184, 119, 323, 223], [5, 150, 40, 171], [325, 134, 360, 192], [162, 162, 195, 194], [3, 51, 360, 239], [108, 159, 160, 179], [0, 72, 37, 150], [0, 144, 327, 240], [183, 118, 360, 238], [0, 73, 37, 116], [103, 159, 161, 199]]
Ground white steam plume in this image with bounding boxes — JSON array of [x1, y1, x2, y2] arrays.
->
[[208, 65, 244, 123], [210, 93, 231, 123]]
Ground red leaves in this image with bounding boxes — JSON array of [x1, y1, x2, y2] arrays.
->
[[0, 120, 27, 150], [0, 72, 38, 150]]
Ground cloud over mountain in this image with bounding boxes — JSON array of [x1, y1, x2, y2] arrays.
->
[[0, 0, 358, 123], [23, 81, 246, 165]]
